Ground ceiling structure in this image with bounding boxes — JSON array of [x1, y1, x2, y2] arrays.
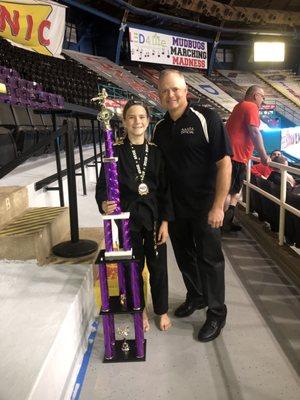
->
[[64, 0, 300, 41]]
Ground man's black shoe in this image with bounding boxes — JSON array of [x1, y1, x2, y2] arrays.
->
[[222, 221, 242, 233], [174, 299, 206, 318], [230, 222, 242, 232], [197, 318, 226, 342]]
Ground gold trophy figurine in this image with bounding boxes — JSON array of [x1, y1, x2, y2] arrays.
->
[[117, 326, 130, 353], [120, 293, 126, 307], [91, 88, 113, 130]]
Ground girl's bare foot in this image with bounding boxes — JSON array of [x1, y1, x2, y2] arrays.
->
[[143, 309, 150, 332], [159, 313, 172, 331]]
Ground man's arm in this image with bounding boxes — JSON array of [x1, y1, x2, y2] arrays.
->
[[208, 155, 232, 228], [248, 125, 269, 165]]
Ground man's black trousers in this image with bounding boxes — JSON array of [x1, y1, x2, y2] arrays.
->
[[169, 215, 227, 319]]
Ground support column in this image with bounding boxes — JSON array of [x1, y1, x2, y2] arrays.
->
[[99, 262, 110, 311], [133, 313, 144, 358], [102, 315, 114, 359]]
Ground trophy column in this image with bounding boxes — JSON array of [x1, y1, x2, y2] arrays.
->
[[94, 90, 146, 363]]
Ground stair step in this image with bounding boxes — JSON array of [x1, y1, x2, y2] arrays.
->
[[0, 186, 28, 229], [0, 207, 69, 264]]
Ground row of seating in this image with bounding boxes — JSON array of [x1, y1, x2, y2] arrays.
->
[[0, 64, 64, 109], [250, 175, 300, 247], [0, 103, 100, 168], [0, 38, 100, 108]]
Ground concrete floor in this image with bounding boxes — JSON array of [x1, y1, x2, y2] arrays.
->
[[79, 230, 300, 400], [0, 146, 299, 400]]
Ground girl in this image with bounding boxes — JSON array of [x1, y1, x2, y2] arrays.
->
[[96, 99, 173, 331]]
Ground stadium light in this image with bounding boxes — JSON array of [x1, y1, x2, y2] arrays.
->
[[254, 42, 285, 62]]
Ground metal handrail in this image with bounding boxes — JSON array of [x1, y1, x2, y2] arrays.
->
[[243, 156, 300, 246], [264, 99, 300, 124]]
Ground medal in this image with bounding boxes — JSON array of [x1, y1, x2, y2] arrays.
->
[[129, 141, 149, 196], [138, 182, 149, 196]]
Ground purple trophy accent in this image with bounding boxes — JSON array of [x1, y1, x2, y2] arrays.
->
[[99, 262, 110, 311], [117, 262, 127, 305], [130, 261, 141, 310], [103, 128, 121, 213], [104, 128, 114, 157], [104, 162, 121, 214], [103, 220, 113, 252], [109, 314, 116, 345], [103, 315, 114, 359], [121, 219, 131, 251], [133, 313, 145, 358]]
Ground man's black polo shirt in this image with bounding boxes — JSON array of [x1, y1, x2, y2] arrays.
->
[[153, 104, 232, 217]]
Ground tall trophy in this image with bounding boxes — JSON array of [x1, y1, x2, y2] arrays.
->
[[93, 90, 146, 362]]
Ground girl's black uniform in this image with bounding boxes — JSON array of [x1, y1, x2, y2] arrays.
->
[[95, 137, 173, 315]]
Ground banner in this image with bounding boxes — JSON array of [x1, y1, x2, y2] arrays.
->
[[0, 0, 66, 57], [129, 27, 207, 69], [217, 70, 280, 99], [209, 74, 245, 102], [183, 72, 237, 112], [64, 50, 162, 110], [256, 70, 300, 108], [281, 126, 300, 161]]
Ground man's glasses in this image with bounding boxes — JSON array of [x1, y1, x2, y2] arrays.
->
[[256, 92, 265, 101]]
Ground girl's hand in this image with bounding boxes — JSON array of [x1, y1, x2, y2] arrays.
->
[[102, 201, 117, 214], [157, 221, 168, 245]]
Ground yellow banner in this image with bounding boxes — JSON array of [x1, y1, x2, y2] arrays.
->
[[0, 0, 66, 57]]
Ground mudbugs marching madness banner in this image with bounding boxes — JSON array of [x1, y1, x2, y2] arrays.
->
[[129, 27, 207, 69]]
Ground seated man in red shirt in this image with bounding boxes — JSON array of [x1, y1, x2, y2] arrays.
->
[[251, 149, 282, 179], [268, 155, 297, 191], [224, 85, 270, 232]]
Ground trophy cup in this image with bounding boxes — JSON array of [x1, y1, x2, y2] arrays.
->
[[93, 90, 146, 362]]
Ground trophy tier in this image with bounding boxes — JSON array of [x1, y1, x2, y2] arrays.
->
[[100, 296, 143, 315], [103, 339, 146, 363], [95, 249, 139, 265]]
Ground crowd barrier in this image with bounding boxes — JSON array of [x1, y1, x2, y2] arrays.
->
[[243, 157, 300, 247]]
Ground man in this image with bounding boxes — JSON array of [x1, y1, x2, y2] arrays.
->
[[224, 85, 270, 231], [153, 69, 232, 342]]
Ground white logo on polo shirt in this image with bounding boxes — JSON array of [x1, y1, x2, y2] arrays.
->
[[180, 126, 194, 135]]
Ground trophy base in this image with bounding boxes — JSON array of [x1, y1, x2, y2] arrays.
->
[[100, 296, 143, 315], [103, 339, 146, 363]]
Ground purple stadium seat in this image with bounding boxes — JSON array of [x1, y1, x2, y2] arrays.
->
[[36, 91, 48, 102], [26, 81, 35, 91], [0, 94, 10, 103], [33, 82, 43, 91], [6, 75, 19, 89], [57, 95, 64, 108]]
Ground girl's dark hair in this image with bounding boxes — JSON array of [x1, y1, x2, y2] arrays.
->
[[123, 99, 150, 119]]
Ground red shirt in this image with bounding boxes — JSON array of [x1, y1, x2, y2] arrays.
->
[[251, 163, 273, 178], [226, 101, 260, 164]]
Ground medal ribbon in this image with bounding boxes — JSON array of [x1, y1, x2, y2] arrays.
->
[[130, 141, 149, 183]]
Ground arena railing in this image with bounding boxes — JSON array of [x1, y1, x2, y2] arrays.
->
[[242, 156, 300, 246], [264, 99, 300, 125]]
